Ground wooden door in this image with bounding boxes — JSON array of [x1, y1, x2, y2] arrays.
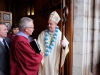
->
[[66, 0, 73, 74], [61, 0, 73, 75]]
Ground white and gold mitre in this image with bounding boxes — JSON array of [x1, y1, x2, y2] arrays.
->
[[49, 11, 61, 24]]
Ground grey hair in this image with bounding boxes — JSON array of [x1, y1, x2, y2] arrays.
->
[[19, 17, 33, 31]]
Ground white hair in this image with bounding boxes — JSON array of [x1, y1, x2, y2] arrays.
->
[[19, 17, 33, 31]]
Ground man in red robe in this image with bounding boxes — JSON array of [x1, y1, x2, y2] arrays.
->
[[10, 17, 43, 75]]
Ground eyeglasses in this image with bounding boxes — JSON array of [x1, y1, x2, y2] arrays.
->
[[26, 27, 34, 30]]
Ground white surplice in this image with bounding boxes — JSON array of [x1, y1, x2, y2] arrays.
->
[[38, 29, 69, 75]]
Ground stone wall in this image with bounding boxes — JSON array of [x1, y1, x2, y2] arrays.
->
[[73, 0, 100, 75]]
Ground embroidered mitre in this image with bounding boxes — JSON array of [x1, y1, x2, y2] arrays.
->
[[49, 11, 61, 24]]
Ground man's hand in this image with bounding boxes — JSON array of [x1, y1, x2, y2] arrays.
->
[[61, 40, 66, 49]]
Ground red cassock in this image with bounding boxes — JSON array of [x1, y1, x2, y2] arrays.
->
[[10, 36, 42, 75]]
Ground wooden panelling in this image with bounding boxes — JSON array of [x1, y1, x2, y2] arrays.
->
[[0, 11, 12, 31], [0, 0, 6, 11]]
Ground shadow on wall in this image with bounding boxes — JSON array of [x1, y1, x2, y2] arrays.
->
[[97, 56, 100, 75]]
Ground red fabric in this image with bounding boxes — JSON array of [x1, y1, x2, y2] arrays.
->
[[7, 34, 15, 41], [10, 36, 42, 75]]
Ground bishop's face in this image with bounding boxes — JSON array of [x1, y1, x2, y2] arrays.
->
[[48, 19, 57, 32]]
